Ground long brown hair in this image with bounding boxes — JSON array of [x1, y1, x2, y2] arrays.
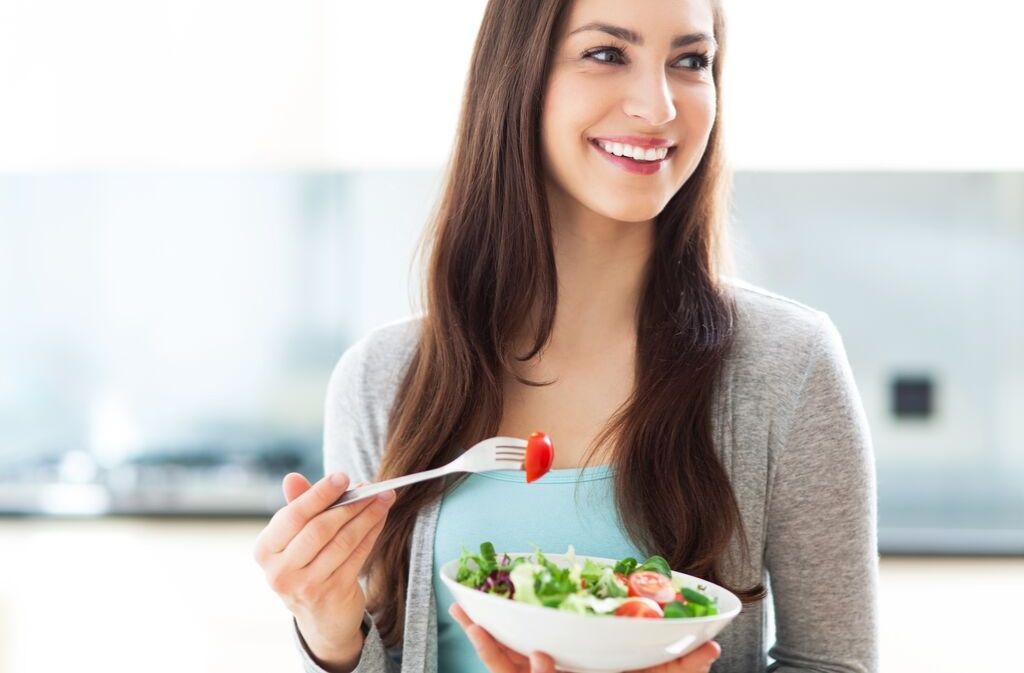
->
[[362, 0, 765, 648]]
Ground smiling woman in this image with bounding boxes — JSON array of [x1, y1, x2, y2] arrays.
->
[[543, 4, 719, 217], [258, 1, 879, 672]]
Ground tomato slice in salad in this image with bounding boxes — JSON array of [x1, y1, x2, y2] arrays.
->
[[627, 570, 678, 606], [524, 431, 554, 483], [614, 597, 664, 619]]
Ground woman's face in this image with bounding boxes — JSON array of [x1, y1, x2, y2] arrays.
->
[[541, 0, 717, 225]]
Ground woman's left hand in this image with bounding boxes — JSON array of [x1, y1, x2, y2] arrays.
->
[[448, 603, 722, 673]]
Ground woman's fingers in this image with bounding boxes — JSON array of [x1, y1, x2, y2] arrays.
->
[[307, 491, 395, 585], [449, 603, 544, 670], [447, 601, 471, 627], [465, 623, 520, 673], [450, 603, 527, 668], [528, 651, 557, 672], [284, 474, 365, 504], [329, 506, 393, 585], [677, 640, 719, 672], [256, 472, 385, 574], [281, 494, 381, 568], [691, 640, 721, 671], [256, 472, 353, 554], [282, 472, 312, 503]]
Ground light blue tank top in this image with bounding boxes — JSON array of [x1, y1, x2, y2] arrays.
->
[[432, 464, 645, 673]]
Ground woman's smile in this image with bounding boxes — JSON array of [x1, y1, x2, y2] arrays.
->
[[588, 137, 677, 176]]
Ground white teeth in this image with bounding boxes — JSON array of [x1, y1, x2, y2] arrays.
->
[[595, 140, 669, 161]]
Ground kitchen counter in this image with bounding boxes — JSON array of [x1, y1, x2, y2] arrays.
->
[[0, 517, 295, 673]]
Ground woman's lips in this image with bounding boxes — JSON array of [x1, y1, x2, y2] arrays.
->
[[589, 139, 675, 176]]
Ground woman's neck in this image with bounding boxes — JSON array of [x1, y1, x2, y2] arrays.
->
[[506, 215, 653, 368], [547, 215, 653, 350]]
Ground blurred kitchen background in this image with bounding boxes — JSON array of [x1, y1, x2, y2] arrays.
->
[[1, 1, 1021, 672]]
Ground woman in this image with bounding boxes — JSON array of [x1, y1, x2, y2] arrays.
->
[[253, 0, 879, 671]]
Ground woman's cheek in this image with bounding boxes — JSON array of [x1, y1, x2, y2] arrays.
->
[[686, 85, 717, 133], [679, 90, 718, 162]]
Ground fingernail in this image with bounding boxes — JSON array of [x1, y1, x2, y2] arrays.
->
[[377, 489, 395, 502], [330, 472, 347, 486]]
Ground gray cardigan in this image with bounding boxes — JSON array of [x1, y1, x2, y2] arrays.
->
[[292, 278, 879, 673]]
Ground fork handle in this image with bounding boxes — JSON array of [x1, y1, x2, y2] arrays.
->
[[326, 464, 456, 509]]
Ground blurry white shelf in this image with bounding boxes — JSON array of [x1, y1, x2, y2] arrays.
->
[[0, 481, 283, 516], [879, 527, 1024, 555]]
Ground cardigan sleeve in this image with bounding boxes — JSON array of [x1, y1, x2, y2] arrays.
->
[[290, 336, 402, 672], [764, 313, 880, 673], [293, 611, 399, 673]]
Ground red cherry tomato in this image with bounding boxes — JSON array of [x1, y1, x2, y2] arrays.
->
[[627, 571, 678, 606], [674, 591, 686, 604], [614, 597, 664, 619], [524, 431, 554, 483]]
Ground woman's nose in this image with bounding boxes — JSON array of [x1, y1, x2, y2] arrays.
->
[[621, 70, 677, 127]]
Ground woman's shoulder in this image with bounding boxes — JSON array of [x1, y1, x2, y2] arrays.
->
[[351, 313, 424, 364], [328, 313, 424, 401], [721, 276, 835, 382]]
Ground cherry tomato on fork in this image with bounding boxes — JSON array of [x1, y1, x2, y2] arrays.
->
[[524, 431, 554, 483]]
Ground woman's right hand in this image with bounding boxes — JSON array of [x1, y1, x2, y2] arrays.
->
[[253, 471, 396, 669]]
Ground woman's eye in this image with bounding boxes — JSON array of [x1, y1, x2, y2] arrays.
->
[[583, 46, 625, 65], [583, 46, 711, 71], [676, 54, 711, 71]]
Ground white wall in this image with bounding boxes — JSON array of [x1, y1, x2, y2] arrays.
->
[[1, 0, 1021, 170], [0, 0, 327, 169], [724, 0, 1024, 170]]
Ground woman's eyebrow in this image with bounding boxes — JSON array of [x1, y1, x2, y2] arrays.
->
[[567, 22, 716, 49]]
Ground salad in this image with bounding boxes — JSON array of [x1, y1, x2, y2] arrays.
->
[[454, 542, 719, 619]]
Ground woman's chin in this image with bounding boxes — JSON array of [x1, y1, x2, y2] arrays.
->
[[587, 196, 668, 224]]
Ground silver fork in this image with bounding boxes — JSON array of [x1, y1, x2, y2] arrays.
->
[[325, 436, 528, 510]]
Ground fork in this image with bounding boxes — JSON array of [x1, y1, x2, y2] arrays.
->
[[325, 436, 528, 510]]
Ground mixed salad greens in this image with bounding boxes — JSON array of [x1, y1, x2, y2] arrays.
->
[[454, 542, 719, 619]]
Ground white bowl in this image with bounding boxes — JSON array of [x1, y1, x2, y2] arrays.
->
[[439, 552, 742, 673]]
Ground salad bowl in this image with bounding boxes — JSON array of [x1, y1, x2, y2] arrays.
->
[[439, 545, 742, 673]]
